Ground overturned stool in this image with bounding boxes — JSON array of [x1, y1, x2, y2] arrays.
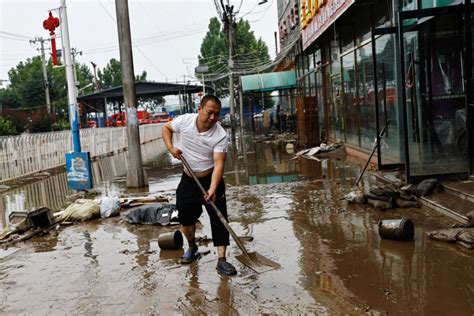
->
[[158, 230, 183, 250], [28, 207, 54, 227]]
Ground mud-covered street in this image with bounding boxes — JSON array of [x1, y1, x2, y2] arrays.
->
[[1, 136, 473, 315]]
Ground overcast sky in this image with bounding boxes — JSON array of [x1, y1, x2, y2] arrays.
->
[[0, 0, 278, 87]]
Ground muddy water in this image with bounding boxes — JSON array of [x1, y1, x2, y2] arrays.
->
[[1, 136, 473, 314]]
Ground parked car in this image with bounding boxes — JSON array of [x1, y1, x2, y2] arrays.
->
[[149, 112, 172, 124]]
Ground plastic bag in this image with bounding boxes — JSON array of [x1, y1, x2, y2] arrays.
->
[[100, 196, 121, 218], [123, 204, 179, 225]]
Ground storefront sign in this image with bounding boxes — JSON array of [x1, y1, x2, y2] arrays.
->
[[301, 0, 355, 50]]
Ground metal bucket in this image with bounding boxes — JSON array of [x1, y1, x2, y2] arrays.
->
[[378, 218, 414, 241], [158, 230, 183, 250]]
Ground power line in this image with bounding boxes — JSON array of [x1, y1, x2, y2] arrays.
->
[[0, 31, 34, 40]]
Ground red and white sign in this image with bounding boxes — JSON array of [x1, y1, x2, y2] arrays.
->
[[302, 0, 355, 50]]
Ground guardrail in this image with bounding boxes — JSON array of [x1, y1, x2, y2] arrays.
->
[[0, 123, 163, 182]]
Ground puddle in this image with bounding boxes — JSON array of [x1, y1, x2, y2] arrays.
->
[[1, 135, 473, 314]]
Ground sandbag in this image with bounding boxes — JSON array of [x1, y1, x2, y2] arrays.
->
[[427, 228, 474, 250], [411, 178, 438, 197], [123, 204, 179, 226], [58, 201, 100, 222]]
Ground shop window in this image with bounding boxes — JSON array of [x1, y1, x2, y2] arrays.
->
[[308, 52, 315, 73], [342, 52, 358, 147], [373, 0, 393, 27], [340, 23, 354, 54], [306, 75, 312, 97], [375, 34, 401, 163], [330, 38, 341, 76], [421, 0, 458, 9], [355, 9, 372, 46], [402, 0, 417, 11], [316, 69, 325, 140], [356, 43, 376, 151]]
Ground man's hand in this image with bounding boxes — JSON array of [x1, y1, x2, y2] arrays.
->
[[205, 189, 216, 203], [169, 147, 182, 159]]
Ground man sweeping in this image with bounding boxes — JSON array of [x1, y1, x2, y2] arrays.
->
[[162, 95, 237, 276]]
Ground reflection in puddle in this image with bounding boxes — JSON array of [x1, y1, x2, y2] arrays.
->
[[0, 141, 169, 229], [1, 134, 472, 315]]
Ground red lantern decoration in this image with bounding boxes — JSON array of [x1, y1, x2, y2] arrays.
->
[[43, 11, 60, 65]]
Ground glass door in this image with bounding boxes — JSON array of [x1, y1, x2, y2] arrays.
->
[[373, 31, 403, 169], [400, 6, 470, 180]]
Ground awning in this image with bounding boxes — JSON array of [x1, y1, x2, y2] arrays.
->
[[240, 70, 297, 92]]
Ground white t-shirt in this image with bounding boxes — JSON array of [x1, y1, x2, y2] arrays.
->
[[171, 113, 228, 172]]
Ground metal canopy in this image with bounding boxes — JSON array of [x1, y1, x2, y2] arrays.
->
[[240, 70, 297, 92], [77, 81, 203, 102]]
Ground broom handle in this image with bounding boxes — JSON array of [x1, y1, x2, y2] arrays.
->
[[179, 155, 250, 257]]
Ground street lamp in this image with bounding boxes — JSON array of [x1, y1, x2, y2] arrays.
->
[[195, 65, 209, 97]]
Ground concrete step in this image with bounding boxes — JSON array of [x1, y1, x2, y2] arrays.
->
[[420, 190, 473, 224], [441, 180, 474, 203]]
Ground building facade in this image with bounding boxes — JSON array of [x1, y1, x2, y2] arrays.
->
[[289, 0, 473, 182]]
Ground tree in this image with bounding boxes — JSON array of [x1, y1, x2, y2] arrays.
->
[[97, 58, 147, 89], [0, 55, 94, 132], [197, 17, 271, 98], [97, 58, 165, 113], [0, 116, 17, 136]]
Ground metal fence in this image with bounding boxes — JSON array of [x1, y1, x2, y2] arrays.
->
[[0, 124, 163, 182]]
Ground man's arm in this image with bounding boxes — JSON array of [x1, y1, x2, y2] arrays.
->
[[207, 152, 226, 202], [162, 122, 182, 158]]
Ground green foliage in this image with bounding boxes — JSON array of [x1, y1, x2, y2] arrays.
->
[[0, 55, 94, 131], [0, 116, 17, 136], [198, 17, 271, 98], [53, 117, 70, 131], [7, 56, 46, 109], [28, 111, 56, 133], [97, 58, 147, 89]]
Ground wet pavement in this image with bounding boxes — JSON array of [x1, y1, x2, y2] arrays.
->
[[1, 135, 473, 315]]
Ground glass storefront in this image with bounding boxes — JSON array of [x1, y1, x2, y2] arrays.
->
[[375, 34, 402, 164], [298, 0, 472, 181], [356, 43, 376, 151], [401, 10, 469, 178]]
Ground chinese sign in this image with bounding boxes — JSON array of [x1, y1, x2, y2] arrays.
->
[[301, 0, 355, 50]]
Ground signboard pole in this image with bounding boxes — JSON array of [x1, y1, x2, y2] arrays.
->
[[60, 0, 92, 190]]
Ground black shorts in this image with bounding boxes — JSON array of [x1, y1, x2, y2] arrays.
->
[[176, 172, 229, 247]]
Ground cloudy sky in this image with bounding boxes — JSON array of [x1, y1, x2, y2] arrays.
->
[[0, 0, 278, 87]]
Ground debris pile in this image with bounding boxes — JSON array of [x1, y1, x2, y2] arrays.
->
[[295, 142, 346, 161], [345, 179, 439, 211], [0, 194, 170, 247], [426, 211, 474, 250]]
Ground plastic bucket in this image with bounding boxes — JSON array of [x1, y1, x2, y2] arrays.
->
[[378, 218, 414, 241], [158, 230, 183, 250]]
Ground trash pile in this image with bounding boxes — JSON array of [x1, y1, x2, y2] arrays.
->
[[0, 194, 170, 247], [345, 178, 438, 211], [122, 204, 179, 226], [295, 142, 346, 161], [426, 211, 474, 250]]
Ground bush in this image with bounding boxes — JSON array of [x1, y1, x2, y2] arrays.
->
[[0, 116, 18, 136], [28, 111, 56, 133], [52, 117, 70, 131]]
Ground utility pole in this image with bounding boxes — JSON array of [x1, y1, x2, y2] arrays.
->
[[30, 37, 51, 113], [227, 1, 235, 127], [115, 0, 147, 188]]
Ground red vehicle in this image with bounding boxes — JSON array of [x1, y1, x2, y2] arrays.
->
[[148, 112, 172, 124], [107, 110, 151, 126]]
